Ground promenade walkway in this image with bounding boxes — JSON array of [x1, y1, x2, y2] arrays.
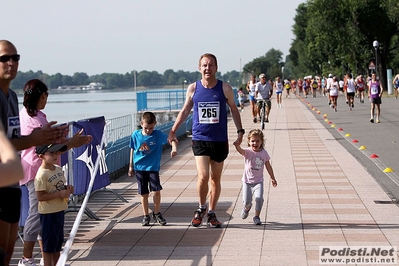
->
[[11, 93, 399, 265]]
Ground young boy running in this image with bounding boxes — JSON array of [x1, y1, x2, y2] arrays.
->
[[128, 112, 177, 226]]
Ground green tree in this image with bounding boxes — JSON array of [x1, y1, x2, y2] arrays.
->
[[243, 48, 284, 80], [164, 69, 178, 85], [289, 0, 399, 89], [72, 72, 89, 85]]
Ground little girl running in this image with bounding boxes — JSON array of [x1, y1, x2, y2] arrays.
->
[[233, 129, 277, 225]]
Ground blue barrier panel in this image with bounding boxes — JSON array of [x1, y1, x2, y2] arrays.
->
[[71, 116, 110, 195], [137, 90, 185, 111], [137, 92, 148, 111], [233, 88, 239, 106], [105, 136, 130, 174]]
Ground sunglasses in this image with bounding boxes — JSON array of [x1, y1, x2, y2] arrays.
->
[[0, 54, 20, 63]]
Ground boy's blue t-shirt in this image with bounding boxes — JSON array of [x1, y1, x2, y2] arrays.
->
[[129, 129, 168, 171]]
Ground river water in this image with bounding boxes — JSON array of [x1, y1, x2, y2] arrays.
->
[[17, 88, 181, 125]]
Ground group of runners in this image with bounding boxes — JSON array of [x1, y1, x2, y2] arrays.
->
[[243, 70, 398, 124]]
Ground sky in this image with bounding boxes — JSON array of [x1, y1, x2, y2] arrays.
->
[[3, 0, 305, 76]]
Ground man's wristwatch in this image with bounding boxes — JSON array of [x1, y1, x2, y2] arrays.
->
[[237, 129, 245, 135]]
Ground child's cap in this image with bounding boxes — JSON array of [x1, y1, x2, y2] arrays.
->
[[36, 144, 67, 155]]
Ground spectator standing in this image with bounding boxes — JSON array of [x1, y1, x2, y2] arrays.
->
[[18, 79, 92, 266], [34, 144, 73, 266], [0, 40, 66, 266]]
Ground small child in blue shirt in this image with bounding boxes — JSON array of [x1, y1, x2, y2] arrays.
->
[[128, 112, 177, 226]]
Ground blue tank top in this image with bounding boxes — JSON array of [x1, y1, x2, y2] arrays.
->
[[192, 80, 228, 141]]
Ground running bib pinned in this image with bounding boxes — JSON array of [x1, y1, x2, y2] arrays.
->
[[370, 85, 379, 95], [198, 102, 220, 124]]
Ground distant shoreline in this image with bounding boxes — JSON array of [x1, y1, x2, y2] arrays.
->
[[14, 85, 184, 95]]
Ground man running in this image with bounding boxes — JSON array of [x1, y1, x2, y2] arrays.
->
[[168, 53, 244, 228]]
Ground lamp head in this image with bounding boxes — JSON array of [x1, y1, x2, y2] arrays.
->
[[373, 40, 379, 50]]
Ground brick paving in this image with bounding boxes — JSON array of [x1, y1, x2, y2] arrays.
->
[[11, 93, 399, 266]]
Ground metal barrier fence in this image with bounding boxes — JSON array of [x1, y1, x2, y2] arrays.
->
[[105, 115, 132, 179], [106, 114, 133, 143], [137, 88, 240, 112], [137, 90, 186, 111], [104, 113, 192, 179]]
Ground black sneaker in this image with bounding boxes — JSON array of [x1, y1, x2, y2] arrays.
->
[[191, 208, 206, 227], [207, 212, 222, 228], [142, 215, 150, 226], [253, 117, 257, 123], [153, 212, 167, 226]]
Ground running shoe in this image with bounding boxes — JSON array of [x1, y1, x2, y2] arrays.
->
[[18, 259, 36, 266], [191, 208, 206, 227], [207, 212, 222, 228], [370, 117, 374, 123], [253, 216, 262, 225], [142, 215, 151, 226], [253, 117, 257, 123], [376, 119, 380, 123], [241, 208, 250, 219], [153, 212, 167, 225]]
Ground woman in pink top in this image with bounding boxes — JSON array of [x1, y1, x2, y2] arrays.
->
[[233, 129, 277, 225], [19, 79, 92, 266]]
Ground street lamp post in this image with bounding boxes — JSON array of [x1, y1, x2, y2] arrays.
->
[[281, 66, 284, 81], [133, 70, 137, 113], [181, 80, 187, 104], [182, 79, 187, 91], [373, 40, 379, 78]]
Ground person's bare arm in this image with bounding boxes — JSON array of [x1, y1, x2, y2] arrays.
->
[[11, 121, 68, 151], [65, 128, 93, 150], [168, 83, 195, 144], [128, 148, 134, 177], [170, 140, 177, 158], [0, 123, 23, 187], [233, 141, 245, 156], [265, 160, 277, 187], [223, 82, 244, 145], [246, 81, 251, 94]]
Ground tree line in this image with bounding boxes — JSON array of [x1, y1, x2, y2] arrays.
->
[[286, 0, 399, 90], [10, 69, 241, 91]]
